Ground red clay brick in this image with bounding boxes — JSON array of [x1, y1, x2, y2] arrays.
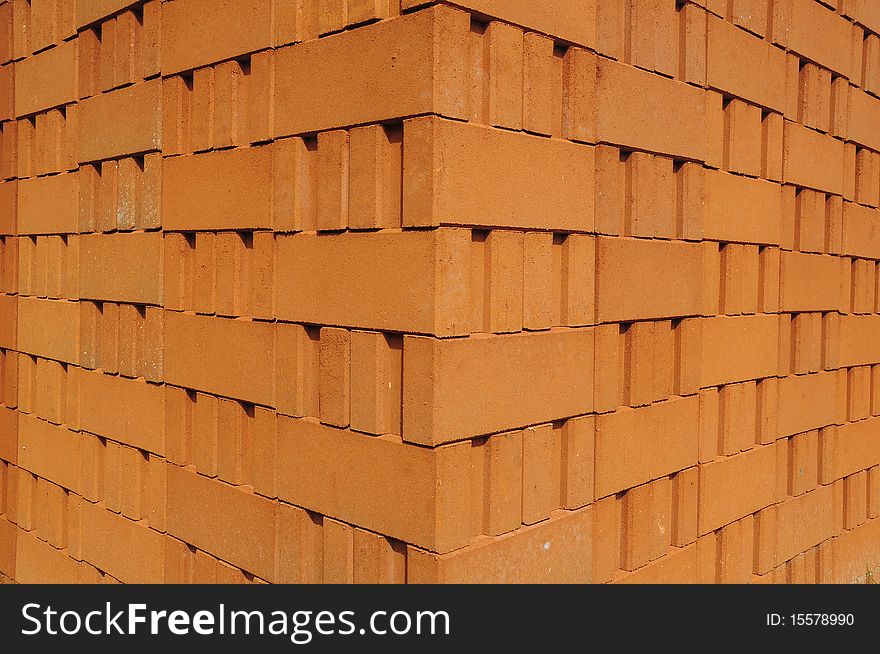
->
[[403, 116, 595, 231], [832, 517, 880, 583], [704, 169, 781, 245], [786, 0, 853, 77], [776, 484, 835, 565], [166, 465, 277, 581], [77, 369, 164, 455], [74, 497, 164, 583], [596, 238, 703, 323], [615, 543, 699, 584], [163, 312, 275, 405], [16, 297, 79, 364], [596, 58, 706, 160], [78, 80, 161, 162], [409, 0, 598, 49], [407, 507, 592, 583], [698, 444, 777, 534], [690, 314, 778, 387], [275, 230, 470, 336], [778, 372, 839, 438], [17, 172, 78, 234], [779, 251, 843, 312], [403, 329, 594, 445], [161, 0, 273, 75], [15, 39, 77, 117], [783, 121, 845, 195], [163, 147, 273, 231], [78, 232, 162, 305], [275, 7, 469, 136], [595, 396, 699, 498], [274, 416, 477, 553], [839, 315, 880, 367]]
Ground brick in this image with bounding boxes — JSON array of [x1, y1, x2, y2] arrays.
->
[[482, 231, 524, 333], [615, 543, 699, 584], [844, 470, 868, 529], [718, 382, 758, 455], [0, 407, 18, 463], [404, 117, 595, 231], [318, 327, 350, 428], [842, 201, 880, 259], [760, 248, 782, 314], [75, 498, 164, 583], [76, 0, 140, 28], [832, 517, 880, 583], [596, 238, 703, 323], [78, 80, 161, 162], [17, 413, 80, 492], [623, 151, 676, 238], [167, 465, 277, 581], [483, 22, 523, 130], [350, 528, 405, 585], [17, 172, 78, 234], [407, 507, 592, 583], [163, 147, 273, 231], [161, 0, 273, 75], [15, 39, 77, 117], [707, 15, 785, 112], [349, 331, 401, 436], [779, 372, 838, 436], [787, 0, 852, 77], [789, 430, 819, 496], [596, 58, 706, 160], [275, 416, 478, 553], [754, 506, 777, 574], [403, 329, 594, 445], [14, 530, 84, 584], [0, 182, 16, 235], [410, 0, 598, 49], [835, 417, 880, 480], [163, 312, 275, 406], [0, 295, 16, 350], [348, 124, 403, 229], [77, 369, 164, 455], [316, 129, 349, 230], [78, 232, 163, 304], [849, 88, 880, 152], [776, 485, 834, 565], [483, 430, 523, 536], [595, 396, 699, 498], [698, 445, 777, 534], [275, 7, 469, 136], [276, 229, 469, 336], [840, 315, 880, 367], [719, 244, 760, 315], [693, 314, 779, 387], [779, 251, 842, 312], [16, 297, 79, 364], [704, 169, 782, 245], [563, 48, 598, 143], [522, 33, 556, 137], [783, 121, 845, 195], [521, 424, 558, 525], [716, 516, 754, 583]]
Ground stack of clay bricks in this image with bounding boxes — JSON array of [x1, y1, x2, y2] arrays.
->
[[1, 0, 880, 585]]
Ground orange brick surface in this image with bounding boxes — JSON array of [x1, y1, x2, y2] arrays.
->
[[2, 0, 880, 586]]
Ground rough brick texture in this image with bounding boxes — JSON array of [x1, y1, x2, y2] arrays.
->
[[1, 0, 880, 585]]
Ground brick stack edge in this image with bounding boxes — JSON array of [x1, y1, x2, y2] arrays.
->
[[0, 0, 879, 585]]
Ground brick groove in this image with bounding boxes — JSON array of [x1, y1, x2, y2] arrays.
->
[[0, 0, 879, 584]]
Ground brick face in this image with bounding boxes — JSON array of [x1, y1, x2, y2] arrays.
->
[[2, 0, 878, 586]]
